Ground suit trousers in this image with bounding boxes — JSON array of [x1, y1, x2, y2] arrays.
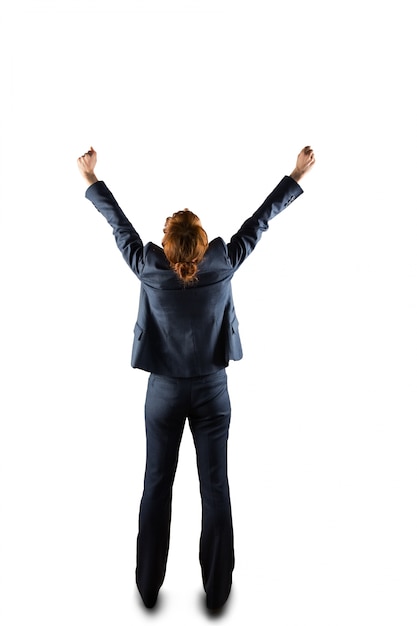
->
[[135, 369, 234, 609]]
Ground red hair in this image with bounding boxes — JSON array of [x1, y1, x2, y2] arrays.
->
[[162, 209, 208, 283]]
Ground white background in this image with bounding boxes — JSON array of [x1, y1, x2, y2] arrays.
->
[[1, 1, 416, 624]]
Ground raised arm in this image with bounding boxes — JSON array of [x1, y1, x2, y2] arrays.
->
[[77, 147, 144, 277], [227, 146, 315, 271]]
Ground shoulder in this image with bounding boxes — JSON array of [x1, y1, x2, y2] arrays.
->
[[196, 237, 233, 281], [143, 242, 169, 266], [207, 237, 228, 255], [203, 237, 230, 265], [144, 242, 164, 255]]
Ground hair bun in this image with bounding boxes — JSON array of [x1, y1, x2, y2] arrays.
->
[[174, 261, 198, 282]]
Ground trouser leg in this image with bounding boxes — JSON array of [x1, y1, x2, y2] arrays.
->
[[136, 374, 186, 607], [188, 370, 234, 610]]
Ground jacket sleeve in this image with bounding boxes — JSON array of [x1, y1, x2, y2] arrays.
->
[[85, 181, 143, 277], [227, 175, 303, 271]]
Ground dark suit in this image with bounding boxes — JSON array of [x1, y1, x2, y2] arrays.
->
[[85, 175, 303, 609]]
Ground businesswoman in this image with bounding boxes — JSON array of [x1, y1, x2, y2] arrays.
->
[[77, 145, 315, 611]]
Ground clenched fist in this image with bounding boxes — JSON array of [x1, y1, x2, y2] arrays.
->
[[290, 146, 315, 183], [77, 147, 98, 186]]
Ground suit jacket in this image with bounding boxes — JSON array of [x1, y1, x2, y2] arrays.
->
[[85, 175, 303, 376]]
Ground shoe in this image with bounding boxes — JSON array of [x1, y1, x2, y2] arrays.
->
[[139, 588, 158, 609], [206, 592, 229, 613], [142, 594, 158, 609]]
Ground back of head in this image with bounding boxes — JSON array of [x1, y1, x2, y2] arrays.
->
[[162, 209, 208, 283]]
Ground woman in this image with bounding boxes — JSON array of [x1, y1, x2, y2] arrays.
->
[[77, 145, 315, 611]]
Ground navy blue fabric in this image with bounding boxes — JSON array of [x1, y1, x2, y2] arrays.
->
[[84, 175, 304, 609], [136, 370, 233, 609], [85, 175, 303, 376]]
